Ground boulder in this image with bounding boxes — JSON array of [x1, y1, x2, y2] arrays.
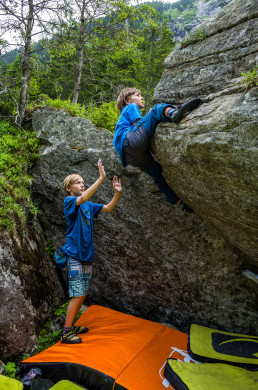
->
[[0, 226, 66, 361], [27, 0, 257, 338], [154, 0, 258, 103], [31, 104, 257, 335], [197, 0, 232, 19], [168, 0, 232, 42], [151, 92, 258, 267], [152, 0, 258, 269]]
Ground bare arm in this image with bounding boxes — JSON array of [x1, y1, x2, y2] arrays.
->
[[101, 176, 122, 212], [133, 118, 140, 126], [76, 159, 106, 206]]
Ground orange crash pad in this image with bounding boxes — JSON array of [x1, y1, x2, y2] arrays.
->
[[19, 305, 193, 389]]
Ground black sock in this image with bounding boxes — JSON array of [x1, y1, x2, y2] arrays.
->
[[62, 326, 72, 334]]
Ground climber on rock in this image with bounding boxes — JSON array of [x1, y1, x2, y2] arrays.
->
[[113, 87, 201, 213]]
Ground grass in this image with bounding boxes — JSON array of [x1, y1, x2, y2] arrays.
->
[[0, 121, 39, 232], [27, 96, 120, 133], [180, 28, 207, 49], [240, 68, 258, 90]]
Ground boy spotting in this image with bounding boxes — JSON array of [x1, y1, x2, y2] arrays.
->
[[61, 159, 122, 344], [113, 88, 201, 212]]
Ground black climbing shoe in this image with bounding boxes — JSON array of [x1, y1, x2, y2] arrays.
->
[[178, 200, 193, 213], [61, 330, 82, 344], [168, 98, 202, 123], [72, 325, 89, 335]]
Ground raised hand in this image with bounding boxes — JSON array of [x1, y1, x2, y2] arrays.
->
[[113, 176, 122, 193], [98, 158, 106, 181]]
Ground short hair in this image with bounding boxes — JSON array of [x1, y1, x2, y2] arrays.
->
[[63, 174, 82, 195], [117, 87, 141, 112]]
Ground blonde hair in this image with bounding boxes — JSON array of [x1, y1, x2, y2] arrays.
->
[[63, 174, 82, 195], [117, 87, 141, 112]]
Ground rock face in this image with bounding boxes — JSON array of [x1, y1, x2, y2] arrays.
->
[[31, 97, 257, 336], [153, 0, 258, 269], [197, 0, 231, 19], [0, 226, 65, 361], [24, 0, 257, 342], [154, 0, 258, 102], [151, 93, 258, 267], [169, 0, 232, 41]]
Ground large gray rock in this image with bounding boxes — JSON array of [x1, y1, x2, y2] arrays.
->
[[152, 92, 258, 266], [28, 0, 258, 338], [31, 106, 257, 336], [152, 0, 258, 268], [168, 0, 232, 42], [0, 227, 65, 361], [197, 0, 232, 19], [154, 0, 258, 103]]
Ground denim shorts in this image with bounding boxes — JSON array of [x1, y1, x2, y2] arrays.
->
[[67, 257, 93, 297]]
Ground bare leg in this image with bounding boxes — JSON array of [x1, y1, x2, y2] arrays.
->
[[64, 295, 86, 327]]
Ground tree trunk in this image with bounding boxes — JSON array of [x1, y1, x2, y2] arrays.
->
[[146, 30, 154, 112], [72, 0, 86, 104], [18, 0, 34, 125]]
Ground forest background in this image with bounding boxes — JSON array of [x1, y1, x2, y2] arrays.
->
[[0, 0, 204, 129], [0, 0, 209, 232]]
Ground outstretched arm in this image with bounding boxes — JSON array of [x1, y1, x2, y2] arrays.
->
[[101, 176, 122, 212], [76, 159, 106, 206]]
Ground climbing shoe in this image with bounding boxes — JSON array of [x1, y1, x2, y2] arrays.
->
[[168, 98, 202, 123], [178, 200, 193, 213], [72, 325, 89, 335], [61, 330, 82, 344]]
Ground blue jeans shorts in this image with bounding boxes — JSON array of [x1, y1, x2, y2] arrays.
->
[[67, 257, 93, 297]]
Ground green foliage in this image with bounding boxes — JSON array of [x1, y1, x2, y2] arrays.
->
[[0, 53, 45, 117], [37, 320, 62, 353], [37, 301, 83, 352], [37, 302, 69, 352], [0, 121, 39, 232], [163, 7, 180, 22], [180, 27, 207, 48], [4, 361, 16, 378], [181, 8, 196, 23], [45, 237, 55, 257], [1, 0, 198, 115], [30, 97, 88, 118], [4, 354, 30, 378], [240, 68, 258, 90], [86, 101, 120, 132], [29, 98, 119, 133], [162, 0, 197, 23], [54, 301, 69, 316]]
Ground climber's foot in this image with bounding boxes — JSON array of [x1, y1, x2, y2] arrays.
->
[[73, 325, 89, 335], [168, 98, 202, 123], [61, 330, 82, 344], [178, 200, 193, 213]]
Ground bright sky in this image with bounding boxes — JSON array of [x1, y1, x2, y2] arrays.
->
[[136, 0, 178, 3], [1, 0, 180, 47]]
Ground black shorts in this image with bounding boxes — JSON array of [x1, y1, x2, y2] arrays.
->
[[123, 126, 154, 171]]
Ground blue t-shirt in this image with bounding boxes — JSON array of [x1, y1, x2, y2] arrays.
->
[[113, 103, 142, 166], [62, 196, 103, 262]]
